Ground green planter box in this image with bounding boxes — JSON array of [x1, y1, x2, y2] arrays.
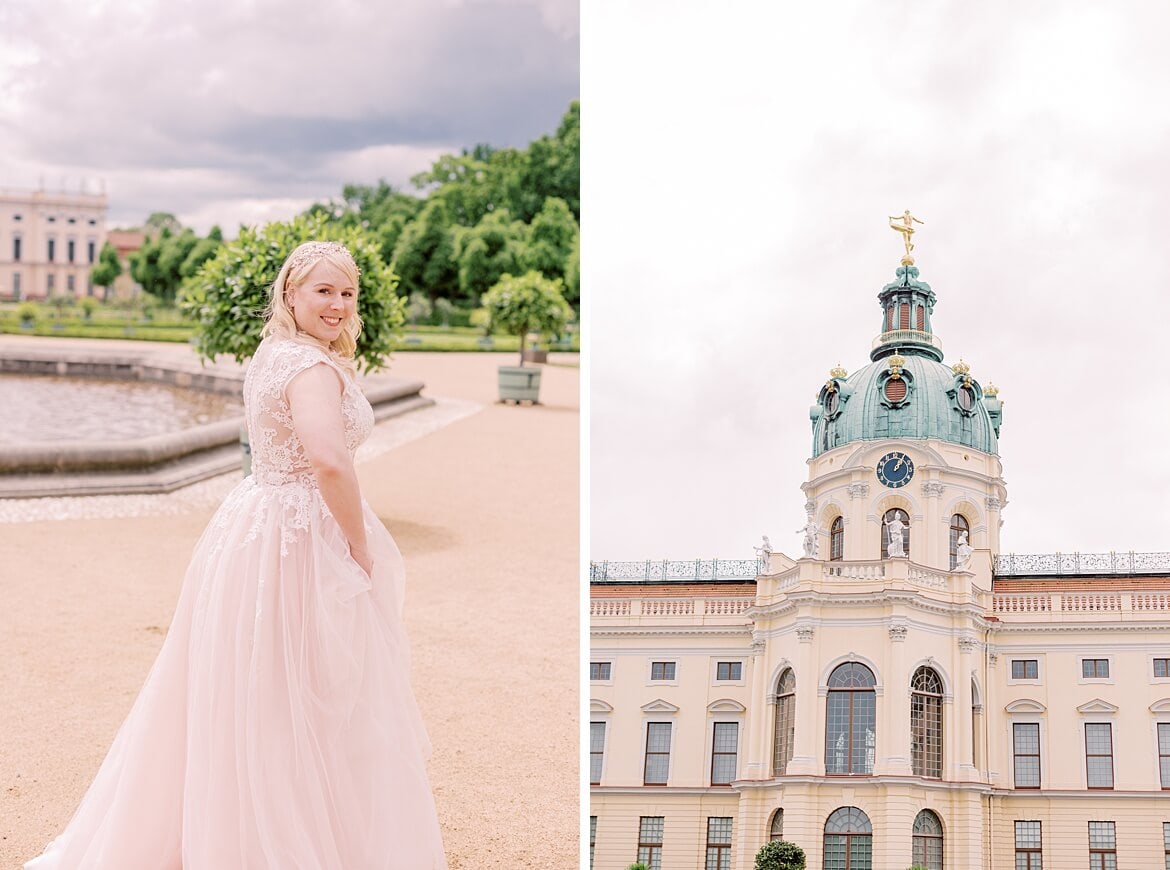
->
[[498, 365, 542, 404]]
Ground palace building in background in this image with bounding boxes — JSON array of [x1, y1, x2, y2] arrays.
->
[[589, 252, 1170, 869], [0, 187, 109, 300]]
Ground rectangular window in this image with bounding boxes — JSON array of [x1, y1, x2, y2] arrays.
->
[[47, 238, 55, 262], [705, 817, 733, 870], [589, 816, 596, 870], [13, 236, 20, 261], [1011, 659, 1039, 680], [1088, 821, 1116, 870], [589, 661, 611, 681], [1155, 658, 1170, 678], [650, 661, 676, 681], [1013, 723, 1041, 788], [643, 723, 671, 785], [1158, 723, 1170, 788], [1163, 822, 1170, 870], [13, 272, 20, 297], [589, 722, 605, 785], [1082, 659, 1110, 679], [716, 661, 742, 681], [1014, 820, 1042, 870], [1085, 723, 1114, 788], [711, 722, 738, 785], [87, 240, 96, 263], [899, 302, 911, 329], [47, 274, 55, 294], [66, 275, 74, 294], [67, 239, 75, 263], [637, 816, 663, 870]]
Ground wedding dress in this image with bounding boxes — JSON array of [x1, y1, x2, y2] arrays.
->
[[26, 336, 448, 869]]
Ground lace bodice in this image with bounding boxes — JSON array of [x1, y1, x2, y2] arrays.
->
[[243, 336, 374, 486]]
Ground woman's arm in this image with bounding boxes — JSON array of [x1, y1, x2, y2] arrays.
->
[[285, 362, 372, 576]]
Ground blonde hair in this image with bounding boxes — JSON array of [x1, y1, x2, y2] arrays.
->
[[262, 241, 363, 375]]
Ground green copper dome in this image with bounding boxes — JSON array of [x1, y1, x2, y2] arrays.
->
[[810, 264, 1003, 457]]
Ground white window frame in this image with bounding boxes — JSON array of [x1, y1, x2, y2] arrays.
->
[[712, 658, 746, 686], [641, 719, 676, 786], [708, 716, 743, 787], [1007, 656, 1043, 686], [589, 660, 614, 686], [646, 659, 679, 686], [1078, 655, 1115, 685]]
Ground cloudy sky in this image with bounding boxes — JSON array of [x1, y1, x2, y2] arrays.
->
[[586, 1, 1170, 562], [0, 0, 578, 233]]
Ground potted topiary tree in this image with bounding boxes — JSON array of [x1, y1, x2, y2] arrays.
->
[[481, 270, 572, 404], [755, 839, 806, 870]]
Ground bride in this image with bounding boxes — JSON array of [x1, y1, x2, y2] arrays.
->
[[25, 241, 448, 869]]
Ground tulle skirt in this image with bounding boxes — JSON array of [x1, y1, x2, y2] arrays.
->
[[25, 476, 448, 870]]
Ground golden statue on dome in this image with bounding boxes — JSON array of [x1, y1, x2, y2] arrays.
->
[[889, 209, 924, 265]]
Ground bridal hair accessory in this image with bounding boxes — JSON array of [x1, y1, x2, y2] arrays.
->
[[285, 241, 360, 278]]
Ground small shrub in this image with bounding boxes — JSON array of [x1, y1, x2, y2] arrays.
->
[[80, 297, 99, 320], [482, 271, 573, 367], [755, 839, 806, 870], [17, 302, 38, 326]]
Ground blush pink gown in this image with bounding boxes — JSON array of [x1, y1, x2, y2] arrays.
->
[[25, 336, 448, 869]]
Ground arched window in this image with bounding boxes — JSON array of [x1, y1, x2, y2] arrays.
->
[[911, 667, 944, 778], [769, 808, 784, 842], [912, 810, 944, 869], [826, 662, 876, 775], [881, 509, 910, 559], [949, 514, 970, 570], [830, 516, 844, 561], [823, 806, 872, 869], [772, 669, 796, 775]]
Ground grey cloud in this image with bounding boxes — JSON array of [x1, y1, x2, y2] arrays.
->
[[0, 0, 577, 228]]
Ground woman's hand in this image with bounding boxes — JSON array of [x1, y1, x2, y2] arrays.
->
[[350, 544, 374, 579]]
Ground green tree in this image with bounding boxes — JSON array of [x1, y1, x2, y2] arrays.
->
[[513, 100, 580, 221], [391, 199, 459, 301], [564, 232, 580, 306], [755, 840, 806, 870], [143, 211, 182, 235], [178, 214, 404, 370], [524, 196, 578, 284], [481, 271, 573, 367], [179, 231, 224, 279], [411, 151, 501, 228], [455, 208, 528, 304], [129, 231, 169, 300], [90, 241, 122, 293]]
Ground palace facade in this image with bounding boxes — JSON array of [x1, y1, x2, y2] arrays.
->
[[0, 187, 109, 300], [589, 260, 1170, 869]]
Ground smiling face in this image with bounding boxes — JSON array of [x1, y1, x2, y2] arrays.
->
[[286, 257, 358, 346]]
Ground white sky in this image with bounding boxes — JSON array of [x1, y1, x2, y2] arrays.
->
[[0, 0, 578, 233], [585, 1, 1170, 562]]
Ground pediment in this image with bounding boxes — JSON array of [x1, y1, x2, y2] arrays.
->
[[707, 698, 746, 714], [1150, 698, 1170, 714], [1076, 698, 1119, 715], [1004, 698, 1046, 714], [641, 698, 680, 714], [590, 699, 614, 714]]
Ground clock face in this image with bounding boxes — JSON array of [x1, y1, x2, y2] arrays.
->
[[876, 451, 915, 488]]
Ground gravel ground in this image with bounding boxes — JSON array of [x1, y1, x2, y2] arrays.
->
[[0, 341, 580, 869]]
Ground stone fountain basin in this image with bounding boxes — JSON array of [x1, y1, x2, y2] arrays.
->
[[0, 350, 431, 497]]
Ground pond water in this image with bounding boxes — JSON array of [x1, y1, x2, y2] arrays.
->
[[0, 375, 243, 442]]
